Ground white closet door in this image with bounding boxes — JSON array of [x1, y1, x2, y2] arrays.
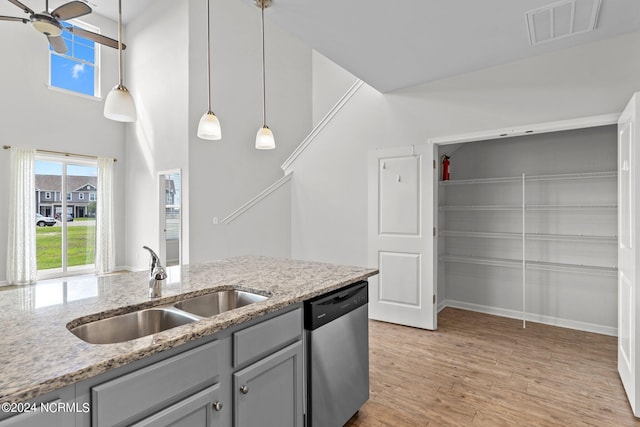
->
[[367, 145, 436, 330], [618, 93, 640, 416]]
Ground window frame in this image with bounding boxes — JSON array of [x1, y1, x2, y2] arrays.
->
[[48, 18, 102, 99]]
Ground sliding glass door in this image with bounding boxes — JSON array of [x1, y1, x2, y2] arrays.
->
[[35, 155, 97, 277]]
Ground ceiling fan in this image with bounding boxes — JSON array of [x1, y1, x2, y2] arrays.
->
[[0, 0, 124, 54]]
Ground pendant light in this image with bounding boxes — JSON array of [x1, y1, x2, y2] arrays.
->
[[255, 0, 275, 150], [197, 0, 222, 140], [104, 0, 136, 122]]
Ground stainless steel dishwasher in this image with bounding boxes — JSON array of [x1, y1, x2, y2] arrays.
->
[[304, 280, 369, 427]]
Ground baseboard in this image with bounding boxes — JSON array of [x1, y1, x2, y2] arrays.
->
[[116, 266, 146, 273], [437, 300, 447, 313], [443, 299, 617, 337]]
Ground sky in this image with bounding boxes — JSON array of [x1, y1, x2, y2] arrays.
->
[[50, 23, 95, 97], [35, 161, 97, 177]]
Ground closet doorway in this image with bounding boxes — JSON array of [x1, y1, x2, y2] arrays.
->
[[434, 122, 618, 335]]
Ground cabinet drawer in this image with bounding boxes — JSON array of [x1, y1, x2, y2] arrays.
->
[[234, 308, 302, 367], [92, 340, 219, 427]]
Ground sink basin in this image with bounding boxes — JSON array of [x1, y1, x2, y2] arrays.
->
[[174, 290, 268, 318], [69, 308, 200, 344]]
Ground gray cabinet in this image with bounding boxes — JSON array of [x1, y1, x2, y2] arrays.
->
[[131, 384, 223, 427], [2, 305, 304, 427], [0, 386, 76, 427], [92, 340, 220, 427], [233, 341, 304, 427]]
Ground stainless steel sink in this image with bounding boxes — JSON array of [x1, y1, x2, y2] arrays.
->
[[69, 308, 200, 344], [173, 290, 268, 318]]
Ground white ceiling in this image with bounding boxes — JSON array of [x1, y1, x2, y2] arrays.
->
[[237, 0, 640, 92], [7, 0, 640, 92]]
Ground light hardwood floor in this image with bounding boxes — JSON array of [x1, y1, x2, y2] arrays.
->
[[346, 307, 640, 426]]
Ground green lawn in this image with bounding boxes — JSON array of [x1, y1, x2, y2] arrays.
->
[[36, 225, 96, 270]]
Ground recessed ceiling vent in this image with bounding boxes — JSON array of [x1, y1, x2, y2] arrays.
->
[[525, 0, 601, 46]]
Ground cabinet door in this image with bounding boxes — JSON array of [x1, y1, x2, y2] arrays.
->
[[131, 383, 223, 427], [233, 341, 303, 427], [0, 399, 75, 427]]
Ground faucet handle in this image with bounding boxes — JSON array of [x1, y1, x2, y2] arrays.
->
[[142, 246, 162, 272]]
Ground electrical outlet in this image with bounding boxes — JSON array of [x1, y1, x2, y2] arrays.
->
[[212, 217, 219, 225]]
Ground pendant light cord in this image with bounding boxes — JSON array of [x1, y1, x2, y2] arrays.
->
[[206, 0, 212, 112], [261, 2, 266, 127], [117, 0, 124, 86]]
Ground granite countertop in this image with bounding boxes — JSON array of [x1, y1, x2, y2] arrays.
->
[[0, 256, 378, 403]]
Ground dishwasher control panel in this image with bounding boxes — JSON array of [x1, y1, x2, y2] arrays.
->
[[304, 281, 368, 330]]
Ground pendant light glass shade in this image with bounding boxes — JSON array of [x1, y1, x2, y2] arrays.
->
[[198, 111, 222, 140], [198, 0, 222, 140], [104, 0, 136, 122], [255, 0, 274, 150], [255, 125, 275, 150], [104, 85, 136, 122]]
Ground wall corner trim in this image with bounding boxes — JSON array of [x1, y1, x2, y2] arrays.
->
[[281, 79, 364, 173], [221, 172, 293, 225]]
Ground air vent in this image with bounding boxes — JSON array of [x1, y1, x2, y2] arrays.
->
[[525, 0, 601, 46]]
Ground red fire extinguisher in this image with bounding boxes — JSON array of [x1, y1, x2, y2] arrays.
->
[[442, 155, 451, 181]]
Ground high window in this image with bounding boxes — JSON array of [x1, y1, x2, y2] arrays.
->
[[49, 21, 99, 97], [35, 155, 98, 277]]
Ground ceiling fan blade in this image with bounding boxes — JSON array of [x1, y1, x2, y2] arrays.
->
[[66, 26, 125, 50], [47, 35, 68, 54], [51, 1, 91, 20], [7, 0, 34, 14], [0, 15, 28, 23]]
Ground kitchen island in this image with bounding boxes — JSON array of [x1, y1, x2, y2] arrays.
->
[[0, 255, 377, 426]]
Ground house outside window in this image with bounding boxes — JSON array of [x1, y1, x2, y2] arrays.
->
[[35, 157, 98, 277], [49, 20, 100, 97], [45, 192, 51, 199], [79, 193, 84, 200], [89, 193, 96, 202]]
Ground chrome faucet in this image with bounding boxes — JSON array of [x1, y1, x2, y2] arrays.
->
[[142, 246, 166, 298]]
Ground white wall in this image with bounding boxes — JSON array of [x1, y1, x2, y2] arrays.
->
[[289, 31, 640, 268], [312, 51, 357, 126], [188, 0, 311, 263], [0, 7, 126, 282], [124, 0, 190, 270], [0, 0, 312, 279]]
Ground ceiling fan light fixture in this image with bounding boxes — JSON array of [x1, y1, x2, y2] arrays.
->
[[104, 84, 136, 122], [31, 14, 62, 36], [197, 111, 222, 140]]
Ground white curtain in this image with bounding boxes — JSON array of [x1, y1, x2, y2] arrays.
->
[[95, 157, 115, 274], [6, 147, 36, 285]]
